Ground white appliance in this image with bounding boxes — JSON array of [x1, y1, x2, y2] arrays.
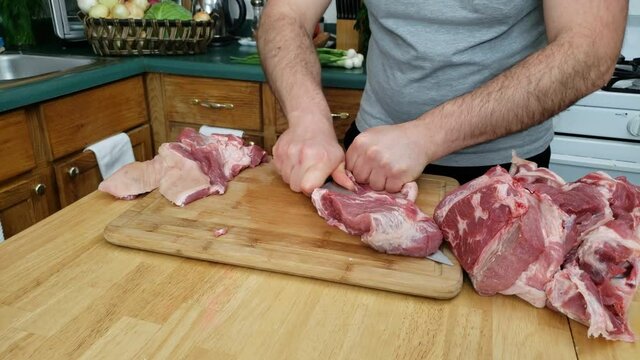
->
[[549, 2, 640, 184]]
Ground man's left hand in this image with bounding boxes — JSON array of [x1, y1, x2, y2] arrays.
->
[[345, 122, 430, 193]]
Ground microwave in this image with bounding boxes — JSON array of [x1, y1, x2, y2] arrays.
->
[[49, 0, 86, 40]]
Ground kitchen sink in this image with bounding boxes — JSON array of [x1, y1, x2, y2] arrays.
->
[[0, 54, 98, 81]]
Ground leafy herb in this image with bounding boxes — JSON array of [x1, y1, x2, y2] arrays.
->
[[0, 0, 44, 47]]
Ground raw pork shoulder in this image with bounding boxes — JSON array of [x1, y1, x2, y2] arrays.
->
[[311, 178, 442, 257], [436, 154, 640, 342], [99, 128, 267, 206], [433, 166, 569, 305]]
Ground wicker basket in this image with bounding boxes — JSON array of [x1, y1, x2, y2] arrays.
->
[[79, 12, 218, 56]]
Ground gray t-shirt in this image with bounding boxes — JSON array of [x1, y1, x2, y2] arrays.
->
[[356, 0, 553, 166]]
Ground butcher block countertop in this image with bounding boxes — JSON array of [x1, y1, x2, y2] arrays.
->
[[0, 192, 638, 359]]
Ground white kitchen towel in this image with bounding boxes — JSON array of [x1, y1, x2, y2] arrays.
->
[[0, 219, 5, 243], [199, 125, 244, 138], [84, 133, 135, 180]]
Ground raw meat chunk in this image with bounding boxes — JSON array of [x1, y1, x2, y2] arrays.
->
[[438, 154, 640, 342], [546, 211, 640, 342], [99, 128, 268, 206], [434, 166, 567, 300], [311, 179, 442, 257]]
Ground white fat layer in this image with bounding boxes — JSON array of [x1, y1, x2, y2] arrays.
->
[[471, 193, 489, 221]]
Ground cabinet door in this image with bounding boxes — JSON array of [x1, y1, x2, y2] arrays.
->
[[53, 124, 153, 208], [0, 172, 54, 240], [0, 109, 37, 182]]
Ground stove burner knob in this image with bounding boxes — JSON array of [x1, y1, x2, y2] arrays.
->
[[628, 116, 640, 137]]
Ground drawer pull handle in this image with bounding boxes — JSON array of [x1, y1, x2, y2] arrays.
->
[[34, 183, 46, 196], [68, 166, 80, 178], [331, 112, 350, 120], [191, 99, 234, 110]]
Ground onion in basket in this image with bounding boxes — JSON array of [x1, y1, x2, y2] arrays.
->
[[78, 0, 98, 13], [193, 11, 211, 21], [112, 3, 130, 19], [125, 2, 145, 19], [88, 4, 110, 18], [130, 0, 150, 11]]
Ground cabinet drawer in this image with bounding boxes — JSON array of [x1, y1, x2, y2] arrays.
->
[[275, 88, 363, 140], [163, 75, 262, 131], [0, 109, 36, 182], [54, 124, 153, 208], [0, 172, 54, 239], [168, 123, 264, 149], [42, 76, 148, 159]]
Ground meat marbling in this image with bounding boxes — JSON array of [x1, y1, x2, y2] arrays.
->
[[436, 154, 640, 342], [311, 178, 442, 257]]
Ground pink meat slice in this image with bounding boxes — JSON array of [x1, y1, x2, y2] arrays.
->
[[99, 128, 268, 206], [311, 180, 442, 257]]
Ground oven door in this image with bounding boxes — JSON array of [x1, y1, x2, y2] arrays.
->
[[549, 135, 640, 183]]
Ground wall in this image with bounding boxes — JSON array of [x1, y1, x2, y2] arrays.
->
[[238, 0, 337, 23]]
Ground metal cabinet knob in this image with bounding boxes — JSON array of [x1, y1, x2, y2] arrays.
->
[[68, 166, 80, 178], [191, 99, 234, 110], [34, 183, 46, 196], [331, 112, 350, 120], [628, 116, 640, 137]]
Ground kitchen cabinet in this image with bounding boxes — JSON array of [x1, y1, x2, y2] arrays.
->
[[262, 85, 363, 150], [147, 74, 266, 149], [53, 124, 153, 207], [41, 76, 148, 159], [147, 73, 364, 154], [0, 76, 150, 239], [0, 171, 56, 239], [0, 110, 37, 183]]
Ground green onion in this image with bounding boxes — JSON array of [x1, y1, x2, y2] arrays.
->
[[230, 48, 364, 69]]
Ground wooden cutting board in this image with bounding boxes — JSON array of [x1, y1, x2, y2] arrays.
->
[[104, 163, 463, 299]]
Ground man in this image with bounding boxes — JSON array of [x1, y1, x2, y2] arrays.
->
[[257, 0, 628, 194]]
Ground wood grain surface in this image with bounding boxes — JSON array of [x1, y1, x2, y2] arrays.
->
[[0, 190, 613, 360], [41, 76, 148, 160], [0, 109, 36, 182], [104, 163, 463, 299]]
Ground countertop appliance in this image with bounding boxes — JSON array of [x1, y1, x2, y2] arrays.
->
[[192, 0, 247, 46], [549, 1, 640, 184], [49, 0, 85, 40]]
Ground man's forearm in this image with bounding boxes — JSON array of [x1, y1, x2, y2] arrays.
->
[[257, 2, 332, 130], [417, 3, 627, 162]]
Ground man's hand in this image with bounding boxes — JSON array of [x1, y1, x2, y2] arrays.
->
[[345, 122, 430, 193], [273, 120, 354, 195]]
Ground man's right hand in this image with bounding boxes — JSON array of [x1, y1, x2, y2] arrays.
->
[[273, 121, 354, 196]]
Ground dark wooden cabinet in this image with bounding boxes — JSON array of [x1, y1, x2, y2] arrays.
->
[[53, 124, 153, 208], [0, 172, 56, 239], [0, 76, 150, 240]]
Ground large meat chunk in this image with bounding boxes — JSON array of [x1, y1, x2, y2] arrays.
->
[[99, 128, 267, 206], [439, 155, 640, 342], [433, 166, 567, 301], [546, 212, 640, 342], [311, 179, 442, 257]]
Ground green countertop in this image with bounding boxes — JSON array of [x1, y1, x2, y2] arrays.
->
[[0, 43, 366, 113]]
